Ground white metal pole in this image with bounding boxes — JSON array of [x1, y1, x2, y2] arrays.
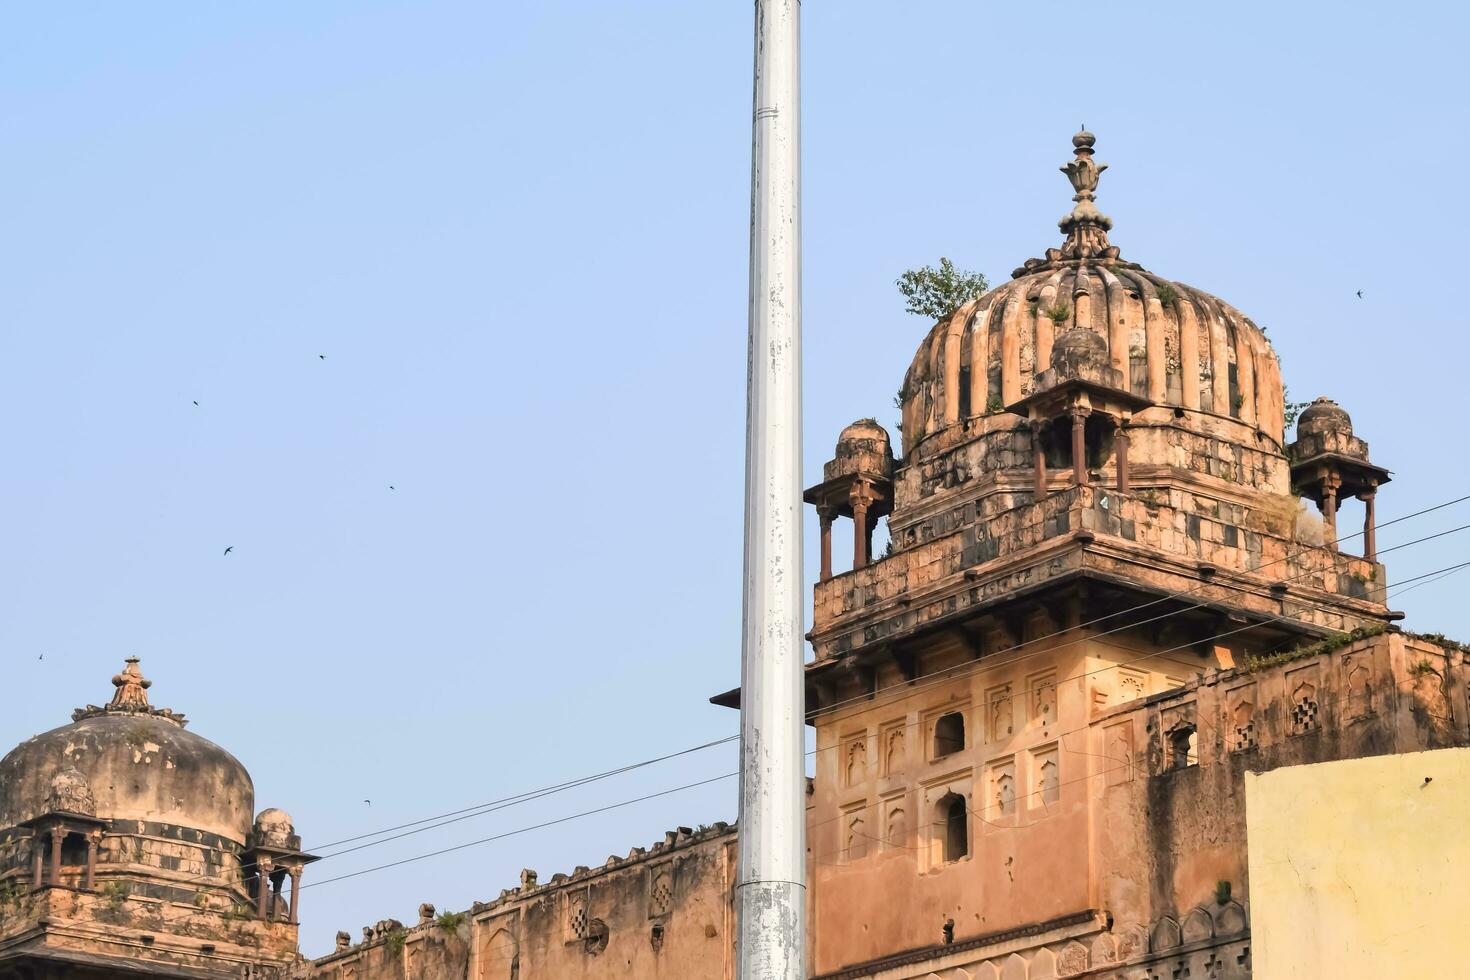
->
[[738, 1, 805, 978]]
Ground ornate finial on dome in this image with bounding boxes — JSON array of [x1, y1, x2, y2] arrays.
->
[[71, 657, 187, 726], [109, 657, 152, 709], [1057, 129, 1119, 262]]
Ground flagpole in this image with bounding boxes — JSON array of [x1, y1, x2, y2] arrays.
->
[[736, 0, 805, 978]]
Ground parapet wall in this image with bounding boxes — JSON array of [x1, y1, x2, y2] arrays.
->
[[813, 483, 1385, 660], [304, 823, 736, 980]]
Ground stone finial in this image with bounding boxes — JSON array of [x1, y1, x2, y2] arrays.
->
[[71, 656, 188, 727], [1057, 129, 1119, 262], [335, 931, 352, 951], [109, 657, 152, 709], [519, 868, 537, 889], [418, 903, 436, 925]]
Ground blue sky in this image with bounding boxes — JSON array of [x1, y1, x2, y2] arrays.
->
[[3, 0, 1467, 954]]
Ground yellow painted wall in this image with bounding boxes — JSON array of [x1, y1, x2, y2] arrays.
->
[[1245, 746, 1470, 978]]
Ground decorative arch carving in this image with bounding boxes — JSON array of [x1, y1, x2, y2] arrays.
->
[[480, 928, 519, 980], [1213, 900, 1248, 937], [999, 951, 1028, 980], [1057, 940, 1089, 976], [1149, 915, 1181, 952], [1181, 906, 1214, 944]]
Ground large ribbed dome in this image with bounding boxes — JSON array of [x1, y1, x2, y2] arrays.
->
[[900, 131, 1283, 459], [0, 659, 254, 843]]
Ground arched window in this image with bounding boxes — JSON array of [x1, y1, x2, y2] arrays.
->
[[936, 792, 968, 862], [1167, 723, 1198, 770], [483, 928, 519, 980], [886, 806, 907, 849], [845, 814, 867, 861], [933, 712, 965, 758]]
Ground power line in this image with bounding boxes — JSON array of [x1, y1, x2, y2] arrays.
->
[[807, 521, 1470, 733], [300, 556, 1468, 891], [161, 495, 1470, 890], [311, 490, 1469, 859]]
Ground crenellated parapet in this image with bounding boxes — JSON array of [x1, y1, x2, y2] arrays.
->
[[304, 823, 737, 980]]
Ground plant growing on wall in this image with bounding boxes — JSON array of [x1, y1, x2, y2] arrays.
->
[[1043, 303, 1071, 325], [1282, 385, 1309, 438], [896, 258, 989, 320]]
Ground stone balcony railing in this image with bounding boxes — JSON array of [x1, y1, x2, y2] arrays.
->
[[811, 485, 1386, 660]]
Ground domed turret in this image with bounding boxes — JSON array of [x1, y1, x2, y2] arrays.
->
[[0, 659, 317, 975], [1288, 395, 1389, 555], [43, 767, 96, 816], [253, 807, 299, 849], [1297, 396, 1353, 438], [806, 419, 896, 580], [899, 131, 1284, 461], [828, 418, 894, 483], [0, 658, 254, 843], [1048, 325, 1111, 377]]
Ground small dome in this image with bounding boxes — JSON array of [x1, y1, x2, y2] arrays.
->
[[1049, 326, 1109, 374], [0, 660, 255, 843], [836, 419, 891, 458], [44, 767, 96, 816], [254, 807, 296, 848], [823, 418, 895, 482], [1297, 397, 1352, 435]]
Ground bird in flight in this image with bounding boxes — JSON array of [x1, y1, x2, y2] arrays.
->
[[223, 546, 234, 556], [319, 354, 327, 360], [388, 485, 396, 491], [363, 799, 372, 806], [192, 400, 199, 407], [1356, 290, 1363, 299]]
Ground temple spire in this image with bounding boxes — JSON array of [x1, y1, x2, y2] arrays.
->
[[1057, 129, 1119, 261]]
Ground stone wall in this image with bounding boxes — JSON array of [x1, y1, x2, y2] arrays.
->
[[802, 627, 1468, 978], [0, 883, 301, 978], [305, 824, 736, 980]]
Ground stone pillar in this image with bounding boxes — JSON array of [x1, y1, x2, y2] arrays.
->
[[48, 826, 64, 887], [255, 857, 273, 920], [817, 506, 835, 582], [1115, 416, 1131, 495], [1030, 420, 1047, 499], [288, 866, 303, 924], [1321, 473, 1341, 551], [83, 831, 101, 891], [1361, 487, 1377, 562], [1070, 408, 1091, 487], [31, 835, 44, 889], [850, 482, 873, 569]]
